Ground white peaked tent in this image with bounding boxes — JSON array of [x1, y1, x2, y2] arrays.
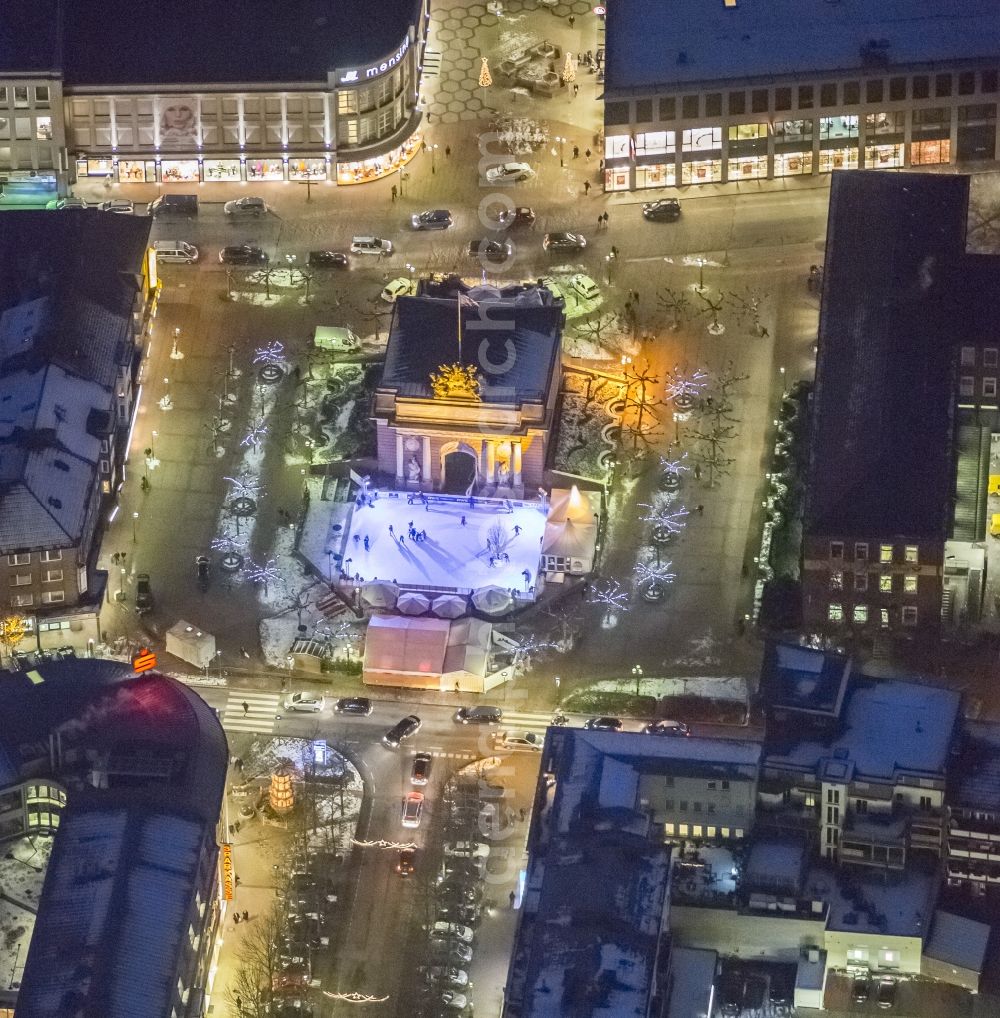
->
[[542, 486, 600, 574]]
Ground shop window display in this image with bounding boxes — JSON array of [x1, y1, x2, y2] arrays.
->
[[203, 158, 241, 181], [605, 135, 629, 159], [336, 133, 420, 185], [289, 157, 328, 180], [117, 160, 156, 182], [865, 143, 904, 168], [727, 156, 768, 179], [246, 158, 284, 180], [161, 159, 200, 182], [818, 147, 859, 172], [820, 115, 858, 140], [636, 163, 675, 188], [680, 158, 721, 184], [681, 127, 721, 153], [910, 139, 951, 165], [604, 166, 630, 191], [775, 151, 814, 176]]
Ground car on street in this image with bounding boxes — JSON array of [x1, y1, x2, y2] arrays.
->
[[584, 716, 623, 731], [98, 199, 135, 214], [219, 244, 268, 265], [401, 791, 424, 828], [383, 714, 422, 748], [851, 975, 870, 1003], [351, 235, 393, 255], [468, 237, 514, 262], [437, 858, 486, 883], [642, 198, 682, 222], [410, 753, 432, 786], [135, 573, 153, 614], [308, 250, 349, 269], [224, 195, 269, 217], [380, 277, 416, 303], [424, 967, 468, 988], [429, 922, 474, 944], [443, 841, 490, 860], [436, 901, 481, 925], [411, 208, 453, 230], [439, 991, 468, 1011], [454, 705, 503, 725], [334, 696, 373, 716], [569, 273, 601, 301], [396, 849, 415, 877], [876, 978, 896, 1009], [493, 731, 542, 752], [644, 721, 691, 737], [485, 161, 534, 184], [432, 941, 473, 965], [52, 196, 89, 210], [542, 231, 587, 254], [284, 693, 326, 713], [494, 205, 536, 230]]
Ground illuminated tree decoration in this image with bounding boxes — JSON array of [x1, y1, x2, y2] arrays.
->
[[479, 56, 493, 89], [0, 615, 29, 657], [562, 53, 576, 84], [430, 363, 482, 402]]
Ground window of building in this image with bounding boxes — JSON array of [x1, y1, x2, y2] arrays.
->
[[605, 135, 630, 159], [0, 87, 6, 104], [826, 827, 839, 846], [721, 780, 729, 790], [826, 805, 840, 824], [984, 377, 998, 398], [827, 788, 840, 804], [691, 825, 703, 837], [635, 99, 653, 122], [910, 75, 929, 99], [605, 101, 629, 125], [36, 115, 52, 140], [866, 111, 905, 135], [936, 73, 953, 97], [41, 549, 62, 563], [880, 575, 893, 593], [705, 93, 722, 117], [904, 575, 918, 593], [842, 80, 860, 104], [887, 77, 907, 101], [879, 950, 900, 967], [706, 826, 716, 838], [42, 570, 62, 584], [729, 123, 768, 140], [856, 799, 868, 814], [880, 608, 890, 627], [659, 97, 676, 120], [720, 827, 730, 838], [854, 573, 868, 592], [774, 87, 792, 111], [866, 79, 884, 103], [919, 795, 932, 811], [804, 792, 817, 808], [853, 605, 868, 624], [693, 802, 702, 812], [9, 574, 30, 587], [820, 83, 838, 107], [678, 824, 689, 836], [985, 348, 999, 367], [40, 591, 64, 604], [960, 376, 976, 398], [679, 800, 688, 811], [961, 345, 977, 366], [852, 542, 867, 561], [774, 119, 812, 141], [959, 72, 977, 95], [828, 603, 843, 622], [681, 95, 699, 119], [798, 85, 814, 109], [665, 776, 674, 787], [34, 85, 50, 104], [983, 70, 999, 94], [751, 89, 769, 113], [665, 799, 675, 810], [11, 593, 33, 608], [880, 544, 893, 563], [681, 127, 721, 151], [707, 781, 716, 790], [904, 545, 919, 564], [830, 570, 843, 591], [727, 91, 745, 115], [830, 541, 844, 559], [664, 822, 675, 836], [13, 86, 28, 107], [820, 115, 858, 139], [337, 90, 357, 114], [902, 606, 918, 626]]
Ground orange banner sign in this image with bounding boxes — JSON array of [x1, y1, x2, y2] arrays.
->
[[133, 648, 157, 673], [221, 843, 234, 901]]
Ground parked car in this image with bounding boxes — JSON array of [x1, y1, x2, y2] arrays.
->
[[135, 573, 153, 614], [542, 231, 587, 253], [851, 974, 870, 1003], [436, 901, 481, 925], [334, 696, 372, 716], [411, 753, 432, 786], [584, 716, 623, 731], [383, 714, 421, 748], [148, 194, 198, 217], [152, 240, 199, 263], [219, 244, 268, 265], [224, 195, 269, 217], [428, 922, 473, 944], [436, 858, 486, 883], [53, 196, 89, 210], [493, 731, 542, 752], [402, 791, 424, 828], [439, 991, 468, 1011], [396, 849, 416, 877], [876, 978, 896, 1009], [494, 205, 536, 230], [380, 277, 416, 303], [351, 235, 393, 255], [284, 693, 326, 713], [424, 967, 468, 988], [411, 208, 453, 230], [485, 162, 534, 184], [308, 250, 349, 269], [569, 273, 601, 301], [98, 199, 134, 214], [454, 705, 503, 725], [468, 237, 514, 262], [642, 198, 682, 222], [431, 940, 473, 965], [644, 721, 690, 737], [443, 841, 490, 860]]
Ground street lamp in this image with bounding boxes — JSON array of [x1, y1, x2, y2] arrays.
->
[[159, 376, 171, 411], [632, 663, 643, 696], [132, 511, 139, 543], [170, 327, 183, 361], [431, 143, 439, 174], [605, 253, 612, 285], [555, 136, 565, 167], [150, 430, 157, 458]]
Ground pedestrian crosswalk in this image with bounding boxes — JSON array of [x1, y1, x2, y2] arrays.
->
[[422, 49, 442, 78], [496, 710, 556, 736], [223, 692, 282, 734]]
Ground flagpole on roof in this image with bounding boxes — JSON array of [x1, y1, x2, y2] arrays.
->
[[457, 288, 462, 360]]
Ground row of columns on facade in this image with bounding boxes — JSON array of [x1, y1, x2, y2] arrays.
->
[[394, 434, 523, 487]]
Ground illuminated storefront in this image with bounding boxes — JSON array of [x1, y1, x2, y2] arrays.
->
[[636, 162, 674, 188], [117, 159, 156, 182], [604, 165, 630, 191], [336, 132, 420, 184], [818, 147, 859, 172], [865, 143, 905, 169], [245, 158, 284, 181], [203, 158, 241, 181], [727, 155, 768, 179], [775, 151, 813, 176], [910, 138, 951, 165], [160, 159, 199, 182], [289, 157, 328, 180], [681, 158, 722, 184]]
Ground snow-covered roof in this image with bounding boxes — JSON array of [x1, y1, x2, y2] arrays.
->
[[924, 911, 990, 973], [364, 615, 451, 675], [763, 643, 850, 717], [542, 518, 597, 558], [547, 486, 600, 525], [745, 838, 807, 894], [667, 947, 717, 1018], [605, 0, 1000, 94], [766, 677, 959, 782], [949, 720, 1000, 812]]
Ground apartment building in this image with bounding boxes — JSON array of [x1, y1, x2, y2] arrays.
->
[[2, 0, 427, 198], [945, 721, 1000, 891], [602, 0, 1000, 192], [0, 212, 153, 650]]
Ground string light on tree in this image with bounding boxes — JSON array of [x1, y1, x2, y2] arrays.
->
[[562, 52, 576, 85], [589, 577, 631, 629]]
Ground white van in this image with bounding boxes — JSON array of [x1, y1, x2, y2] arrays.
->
[[153, 240, 199, 263]]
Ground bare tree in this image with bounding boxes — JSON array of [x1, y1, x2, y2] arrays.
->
[[696, 289, 726, 335], [348, 296, 391, 343], [589, 577, 631, 627], [657, 287, 692, 331], [226, 903, 288, 1018], [726, 286, 770, 337], [486, 522, 509, 559], [686, 421, 737, 487], [572, 310, 628, 350], [621, 360, 667, 452]]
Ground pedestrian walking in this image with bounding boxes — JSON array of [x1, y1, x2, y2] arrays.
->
[[242, 701, 249, 716], [399, 535, 405, 545], [469, 495, 475, 508], [445, 145, 451, 157], [573, 83, 579, 97], [585, 147, 592, 159], [584, 180, 591, 194], [568, 14, 575, 27], [694, 463, 702, 480], [234, 821, 241, 834], [509, 890, 517, 908], [236, 995, 243, 1012], [235, 874, 242, 887], [514, 524, 522, 535], [600, 158, 605, 171], [388, 524, 394, 536], [363, 536, 370, 551], [234, 913, 241, 925], [242, 910, 249, 922], [633, 289, 640, 303], [602, 211, 609, 227], [611, 244, 619, 258], [519, 808, 526, 822], [696, 504, 704, 514], [228, 824, 235, 837], [598, 214, 603, 231], [390, 184, 397, 202], [353, 533, 361, 546], [573, 145, 580, 158]]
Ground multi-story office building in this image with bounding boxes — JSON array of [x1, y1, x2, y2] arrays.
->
[[602, 0, 1000, 192], [945, 721, 1000, 891], [1, 0, 427, 199], [0, 212, 153, 649]]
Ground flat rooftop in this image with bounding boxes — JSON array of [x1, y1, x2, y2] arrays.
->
[[763, 643, 850, 717], [950, 720, 1000, 813], [1, 0, 422, 84], [604, 0, 1000, 93]]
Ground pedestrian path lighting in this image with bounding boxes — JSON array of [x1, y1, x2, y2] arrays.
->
[[131, 511, 139, 543], [431, 143, 439, 173], [632, 664, 643, 695], [555, 136, 566, 166], [159, 376, 172, 411], [170, 327, 183, 360], [478, 56, 493, 111]]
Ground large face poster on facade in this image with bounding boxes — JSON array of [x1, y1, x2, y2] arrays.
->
[[157, 97, 199, 146]]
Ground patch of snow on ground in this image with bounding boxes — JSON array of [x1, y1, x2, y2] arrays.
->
[[588, 675, 748, 702]]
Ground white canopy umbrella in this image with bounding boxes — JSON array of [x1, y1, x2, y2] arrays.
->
[[432, 594, 468, 619], [472, 585, 514, 615], [397, 591, 431, 615], [360, 581, 400, 609]]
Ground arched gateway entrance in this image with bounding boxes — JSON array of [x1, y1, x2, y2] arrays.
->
[[440, 442, 478, 494]]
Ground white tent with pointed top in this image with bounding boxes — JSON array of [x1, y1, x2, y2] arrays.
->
[[541, 486, 601, 575]]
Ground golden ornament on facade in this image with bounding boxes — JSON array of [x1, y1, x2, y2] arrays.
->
[[430, 363, 482, 402]]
